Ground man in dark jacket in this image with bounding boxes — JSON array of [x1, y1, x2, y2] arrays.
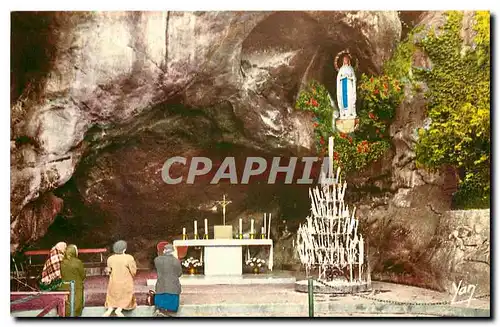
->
[[153, 244, 182, 317]]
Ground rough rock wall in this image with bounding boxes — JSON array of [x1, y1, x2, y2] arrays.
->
[[11, 11, 402, 252], [351, 11, 488, 289], [430, 209, 490, 295]]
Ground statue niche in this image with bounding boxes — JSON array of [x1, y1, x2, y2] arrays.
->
[[333, 50, 358, 133]]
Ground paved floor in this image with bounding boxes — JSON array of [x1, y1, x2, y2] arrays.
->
[[13, 270, 490, 317]]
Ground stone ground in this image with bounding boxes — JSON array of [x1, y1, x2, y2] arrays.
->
[[77, 270, 490, 317]]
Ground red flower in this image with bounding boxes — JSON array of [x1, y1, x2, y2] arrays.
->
[[368, 112, 376, 120], [348, 136, 353, 144], [370, 77, 374, 83], [339, 132, 347, 139], [333, 152, 340, 161], [312, 99, 319, 107], [373, 89, 379, 95], [313, 122, 319, 128], [383, 83, 388, 90], [320, 137, 325, 145]]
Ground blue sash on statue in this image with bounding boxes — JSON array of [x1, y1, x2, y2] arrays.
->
[[341, 77, 348, 109]]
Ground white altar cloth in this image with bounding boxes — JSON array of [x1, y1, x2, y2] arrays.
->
[[173, 239, 273, 276]]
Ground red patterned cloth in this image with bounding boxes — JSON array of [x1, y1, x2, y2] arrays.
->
[[41, 244, 65, 285]]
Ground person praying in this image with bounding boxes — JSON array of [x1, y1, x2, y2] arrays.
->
[[103, 240, 137, 317], [39, 242, 67, 290], [336, 54, 357, 119], [153, 244, 182, 317], [59, 244, 86, 317]]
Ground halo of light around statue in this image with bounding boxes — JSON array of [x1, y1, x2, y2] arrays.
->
[[295, 136, 371, 294], [334, 49, 358, 71]]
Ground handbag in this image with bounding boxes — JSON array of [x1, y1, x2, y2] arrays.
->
[[147, 290, 155, 306]]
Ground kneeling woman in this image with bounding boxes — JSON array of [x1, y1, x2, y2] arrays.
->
[[59, 244, 86, 317], [154, 244, 182, 316]]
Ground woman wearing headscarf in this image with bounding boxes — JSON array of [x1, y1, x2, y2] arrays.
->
[[39, 242, 67, 291], [59, 244, 86, 317], [153, 244, 182, 317], [103, 240, 137, 317]]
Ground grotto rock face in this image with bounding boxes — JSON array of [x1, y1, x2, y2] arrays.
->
[[354, 11, 488, 291], [11, 11, 402, 252]]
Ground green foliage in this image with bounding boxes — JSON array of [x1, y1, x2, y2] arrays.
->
[[414, 11, 490, 208], [383, 33, 416, 81]]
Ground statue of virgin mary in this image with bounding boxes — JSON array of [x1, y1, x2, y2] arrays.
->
[[336, 54, 357, 119]]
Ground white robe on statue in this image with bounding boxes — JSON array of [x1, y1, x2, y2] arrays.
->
[[336, 64, 357, 118]]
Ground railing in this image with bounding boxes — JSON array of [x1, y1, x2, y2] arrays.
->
[[24, 248, 107, 265], [11, 291, 68, 317], [20, 248, 108, 281], [11, 280, 75, 317]]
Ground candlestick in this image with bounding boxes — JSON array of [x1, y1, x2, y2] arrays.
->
[[194, 220, 198, 235], [251, 219, 254, 234], [204, 218, 208, 236], [261, 226, 265, 239], [268, 213, 271, 239], [239, 218, 242, 235], [264, 213, 267, 235], [182, 227, 187, 240]]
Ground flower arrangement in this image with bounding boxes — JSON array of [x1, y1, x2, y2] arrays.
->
[[295, 76, 403, 173], [182, 257, 202, 274], [245, 257, 266, 273]]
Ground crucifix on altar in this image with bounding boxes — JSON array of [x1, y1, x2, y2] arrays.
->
[[212, 194, 232, 226]]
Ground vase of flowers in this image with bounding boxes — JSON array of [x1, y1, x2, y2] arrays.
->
[[245, 257, 266, 274], [182, 257, 202, 275]]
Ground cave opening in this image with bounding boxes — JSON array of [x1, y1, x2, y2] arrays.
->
[[240, 11, 372, 109], [15, 11, 376, 269]]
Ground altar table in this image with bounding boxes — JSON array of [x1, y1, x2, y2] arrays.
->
[[172, 239, 273, 276]]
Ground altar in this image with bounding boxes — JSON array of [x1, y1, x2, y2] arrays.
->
[[173, 239, 273, 276]]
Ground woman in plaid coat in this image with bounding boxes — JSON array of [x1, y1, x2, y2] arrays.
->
[[39, 242, 67, 290]]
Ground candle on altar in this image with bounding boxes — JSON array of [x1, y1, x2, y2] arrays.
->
[[251, 219, 254, 234], [264, 213, 267, 234], [182, 227, 186, 235], [194, 220, 198, 235], [261, 226, 264, 235], [204, 219, 208, 235], [239, 218, 242, 235]]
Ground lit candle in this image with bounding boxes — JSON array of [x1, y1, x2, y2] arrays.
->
[[194, 220, 197, 235], [261, 226, 264, 235], [204, 219, 208, 235], [183, 227, 186, 235], [251, 219, 254, 234], [239, 218, 242, 235]]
